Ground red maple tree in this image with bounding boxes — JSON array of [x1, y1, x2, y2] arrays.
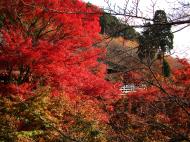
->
[[0, 0, 120, 100], [109, 58, 190, 141]]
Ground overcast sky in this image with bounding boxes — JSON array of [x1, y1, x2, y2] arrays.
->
[[83, 0, 190, 59]]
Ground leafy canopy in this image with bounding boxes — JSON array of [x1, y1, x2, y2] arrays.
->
[[0, 0, 119, 99]]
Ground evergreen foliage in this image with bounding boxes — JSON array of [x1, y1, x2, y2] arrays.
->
[[137, 10, 173, 62], [162, 59, 171, 77], [100, 13, 139, 39]]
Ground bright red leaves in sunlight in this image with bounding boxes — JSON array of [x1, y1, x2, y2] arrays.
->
[[0, 0, 120, 99]]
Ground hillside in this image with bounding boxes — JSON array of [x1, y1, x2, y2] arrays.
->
[[100, 36, 182, 83], [99, 13, 140, 40]]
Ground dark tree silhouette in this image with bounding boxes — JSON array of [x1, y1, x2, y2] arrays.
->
[[137, 10, 173, 63]]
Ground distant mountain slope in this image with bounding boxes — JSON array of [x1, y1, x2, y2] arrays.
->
[[99, 36, 182, 82], [97, 13, 181, 82], [99, 13, 140, 40]]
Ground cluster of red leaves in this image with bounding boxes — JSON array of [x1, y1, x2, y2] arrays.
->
[[109, 58, 190, 141], [0, 1, 121, 141], [0, 0, 120, 100]]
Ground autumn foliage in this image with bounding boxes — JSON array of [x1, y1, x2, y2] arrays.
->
[[109, 59, 190, 141], [0, 0, 190, 142], [0, 0, 119, 99], [0, 0, 120, 141]]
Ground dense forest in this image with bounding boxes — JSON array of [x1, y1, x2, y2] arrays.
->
[[0, 0, 190, 142], [99, 13, 140, 40]]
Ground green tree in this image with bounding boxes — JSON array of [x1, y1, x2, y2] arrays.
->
[[162, 59, 171, 77], [137, 10, 173, 62], [100, 12, 139, 39]]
